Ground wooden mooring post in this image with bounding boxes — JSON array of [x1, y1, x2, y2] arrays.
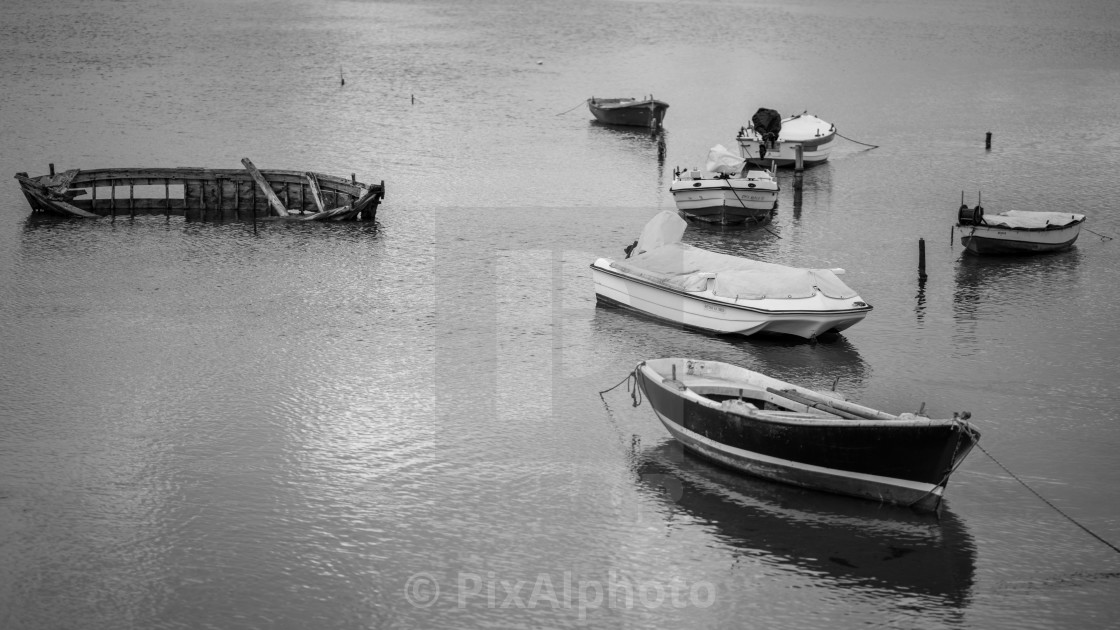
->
[[918, 238, 928, 282], [985, 132, 992, 150]]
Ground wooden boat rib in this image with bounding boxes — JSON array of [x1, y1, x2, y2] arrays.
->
[[633, 358, 981, 511], [14, 159, 385, 222]]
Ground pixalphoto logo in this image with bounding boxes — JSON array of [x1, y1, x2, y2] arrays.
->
[[404, 569, 715, 619]]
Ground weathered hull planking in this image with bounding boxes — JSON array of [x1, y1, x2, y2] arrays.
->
[[15, 163, 385, 222]]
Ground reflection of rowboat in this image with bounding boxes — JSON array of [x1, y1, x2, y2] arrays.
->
[[633, 357, 981, 511], [14, 159, 385, 222], [956, 194, 1085, 255], [587, 96, 669, 129], [636, 443, 976, 603]]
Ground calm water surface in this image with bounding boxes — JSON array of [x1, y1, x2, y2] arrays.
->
[[1, 0, 1119, 628]]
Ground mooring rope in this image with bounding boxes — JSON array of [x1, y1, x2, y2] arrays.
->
[[835, 131, 879, 149], [555, 99, 589, 116], [599, 368, 643, 408], [1083, 226, 1115, 241], [720, 175, 783, 238], [598, 370, 634, 396], [977, 442, 1120, 555]]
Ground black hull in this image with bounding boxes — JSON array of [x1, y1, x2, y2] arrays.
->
[[588, 99, 669, 128], [635, 362, 979, 510]]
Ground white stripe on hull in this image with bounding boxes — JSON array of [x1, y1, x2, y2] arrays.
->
[[651, 408, 943, 508]]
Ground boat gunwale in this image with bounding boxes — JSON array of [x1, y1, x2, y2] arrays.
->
[[637, 359, 972, 429], [27, 167, 373, 193], [588, 98, 669, 111], [960, 218, 1086, 233]]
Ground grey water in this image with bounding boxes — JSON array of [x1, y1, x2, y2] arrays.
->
[[1, 0, 1119, 627]]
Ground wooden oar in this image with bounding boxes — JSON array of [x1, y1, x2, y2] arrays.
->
[[765, 388, 859, 419], [766, 386, 896, 421]]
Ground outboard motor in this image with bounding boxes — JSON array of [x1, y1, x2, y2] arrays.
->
[[751, 108, 782, 147]]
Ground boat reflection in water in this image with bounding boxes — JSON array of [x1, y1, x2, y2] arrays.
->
[[635, 442, 976, 605], [951, 250, 1083, 350]]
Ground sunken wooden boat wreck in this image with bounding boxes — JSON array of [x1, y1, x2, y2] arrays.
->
[[14, 158, 385, 222]]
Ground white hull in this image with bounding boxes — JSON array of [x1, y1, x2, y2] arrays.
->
[[737, 112, 836, 167], [959, 222, 1083, 255], [670, 169, 779, 224], [591, 259, 870, 339], [737, 137, 835, 166]]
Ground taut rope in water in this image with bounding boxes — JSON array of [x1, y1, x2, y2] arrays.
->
[[835, 131, 879, 149], [1083, 226, 1114, 241], [555, 99, 589, 116], [977, 442, 1120, 555]]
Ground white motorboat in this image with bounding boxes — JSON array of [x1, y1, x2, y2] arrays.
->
[[956, 197, 1086, 255], [591, 211, 872, 339], [670, 144, 779, 226], [736, 109, 836, 167]]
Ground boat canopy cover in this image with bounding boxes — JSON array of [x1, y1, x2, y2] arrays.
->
[[611, 242, 858, 299], [635, 210, 688, 255], [705, 144, 747, 175], [751, 108, 782, 141], [981, 210, 1085, 229]]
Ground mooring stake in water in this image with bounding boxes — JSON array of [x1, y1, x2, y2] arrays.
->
[[985, 131, 992, 150], [918, 238, 928, 282]]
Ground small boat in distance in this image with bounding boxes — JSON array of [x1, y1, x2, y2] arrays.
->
[[591, 211, 872, 340], [587, 95, 669, 129], [632, 357, 981, 511], [956, 193, 1086, 255], [737, 109, 836, 167], [14, 159, 385, 222], [670, 144, 779, 226]]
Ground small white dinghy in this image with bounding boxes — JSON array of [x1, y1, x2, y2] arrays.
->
[[956, 194, 1086, 255], [736, 109, 836, 167], [670, 144, 779, 226], [591, 211, 872, 340]]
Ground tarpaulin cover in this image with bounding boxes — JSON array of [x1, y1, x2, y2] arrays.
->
[[981, 210, 1085, 229], [751, 108, 782, 141], [610, 241, 858, 300], [634, 210, 687, 255], [705, 144, 747, 175]]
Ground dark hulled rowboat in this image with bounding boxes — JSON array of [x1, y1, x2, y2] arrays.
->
[[587, 96, 669, 129], [633, 358, 980, 511]]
